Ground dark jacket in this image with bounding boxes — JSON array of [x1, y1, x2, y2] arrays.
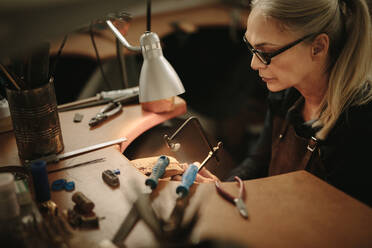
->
[[228, 88, 372, 206]]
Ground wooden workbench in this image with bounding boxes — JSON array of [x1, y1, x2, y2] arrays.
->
[[0, 96, 188, 246], [1, 3, 371, 247], [0, 96, 371, 248]]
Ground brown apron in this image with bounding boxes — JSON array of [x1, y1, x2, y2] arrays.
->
[[268, 98, 325, 177]]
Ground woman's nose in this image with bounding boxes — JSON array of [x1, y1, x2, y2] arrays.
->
[[250, 54, 266, 70]]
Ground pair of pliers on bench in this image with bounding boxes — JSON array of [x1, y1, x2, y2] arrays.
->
[[89, 101, 122, 127], [215, 176, 249, 219]]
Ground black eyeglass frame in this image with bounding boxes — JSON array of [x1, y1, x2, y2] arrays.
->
[[243, 34, 313, 65]]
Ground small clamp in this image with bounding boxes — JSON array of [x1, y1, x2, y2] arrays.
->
[[198, 141, 223, 171], [102, 169, 120, 187], [89, 102, 122, 127]]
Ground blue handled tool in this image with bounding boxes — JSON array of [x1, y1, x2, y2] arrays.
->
[[175, 141, 222, 197], [112, 155, 170, 246], [164, 162, 198, 232], [166, 148, 222, 231], [175, 163, 198, 197], [145, 155, 170, 189]]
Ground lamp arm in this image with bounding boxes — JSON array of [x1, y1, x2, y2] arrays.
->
[[106, 20, 141, 52]]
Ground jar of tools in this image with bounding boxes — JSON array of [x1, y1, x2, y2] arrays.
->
[[5, 78, 64, 162]]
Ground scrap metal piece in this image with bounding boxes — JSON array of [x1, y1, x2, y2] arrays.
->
[[40, 200, 58, 216], [80, 215, 100, 229], [102, 170, 120, 187], [73, 113, 84, 123], [72, 192, 95, 214], [197, 142, 223, 171]]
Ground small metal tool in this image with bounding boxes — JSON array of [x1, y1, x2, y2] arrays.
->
[[26, 137, 126, 165], [48, 158, 105, 174], [197, 141, 222, 172], [73, 113, 84, 122], [58, 138, 126, 160], [58, 86, 139, 112], [215, 176, 248, 219], [102, 169, 120, 187], [164, 116, 221, 163], [89, 102, 122, 127]]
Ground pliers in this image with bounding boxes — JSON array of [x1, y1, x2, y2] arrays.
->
[[215, 176, 249, 219], [89, 102, 122, 127]]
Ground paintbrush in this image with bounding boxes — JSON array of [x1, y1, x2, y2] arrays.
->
[[0, 63, 21, 90]]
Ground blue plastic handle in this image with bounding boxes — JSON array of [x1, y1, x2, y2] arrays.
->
[[145, 155, 170, 189], [176, 163, 198, 197]]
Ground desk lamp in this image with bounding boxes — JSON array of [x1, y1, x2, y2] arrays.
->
[[106, 2, 185, 112]]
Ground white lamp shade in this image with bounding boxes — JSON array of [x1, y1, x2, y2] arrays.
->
[[139, 32, 185, 102]]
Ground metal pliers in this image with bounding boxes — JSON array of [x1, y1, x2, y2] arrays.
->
[[89, 102, 122, 127], [215, 176, 249, 219]]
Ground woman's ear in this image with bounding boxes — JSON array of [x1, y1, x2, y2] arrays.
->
[[311, 33, 329, 59]]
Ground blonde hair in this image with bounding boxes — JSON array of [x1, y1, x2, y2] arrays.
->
[[251, 0, 372, 139]]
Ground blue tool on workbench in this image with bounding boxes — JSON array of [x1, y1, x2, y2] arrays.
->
[[112, 155, 170, 246], [175, 163, 199, 197], [145, 155, 170, 189], [165, 142, 223, 231], [176, 142, 223, 197]]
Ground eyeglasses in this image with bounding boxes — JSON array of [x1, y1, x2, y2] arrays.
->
[[243, 34, 313, 65]]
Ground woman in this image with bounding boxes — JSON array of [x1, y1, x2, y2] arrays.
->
[[194, 0, 372, 206]]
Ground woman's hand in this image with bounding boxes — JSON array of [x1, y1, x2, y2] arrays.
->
[[172, 163, 220, 183]]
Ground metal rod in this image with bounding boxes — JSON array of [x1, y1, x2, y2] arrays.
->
[[106, 20, 141, 52], [164, 116, 220, 162], [48, 158, 105, 174], [116, 38, 129, 89], [198, 142, 222, 171], [57, 137, 127, 160], [146, 0, 151, 32]]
